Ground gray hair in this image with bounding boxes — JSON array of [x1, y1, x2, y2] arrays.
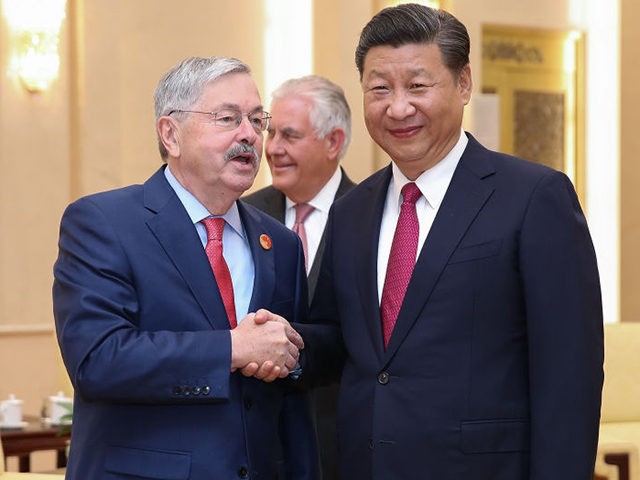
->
[[355, 3, 470, 80], [271, 75, 352, 160], [153, 56, 251, 159]]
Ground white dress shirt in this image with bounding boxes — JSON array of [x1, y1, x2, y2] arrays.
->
[[285, 167, 342, 275], [377, 131, 468, 303]]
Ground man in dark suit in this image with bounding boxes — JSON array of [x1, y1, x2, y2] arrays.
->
[[293, 4, 604, 479], [53, 56, 319, 480], [243, 75, 355, 480]]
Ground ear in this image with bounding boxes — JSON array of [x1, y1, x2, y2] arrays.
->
[[458, 64, 473, 105], [157, 116, 182, 158], [324, 128, 346, 161]]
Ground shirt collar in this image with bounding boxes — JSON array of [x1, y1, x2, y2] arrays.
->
[[285, 166, 342, 213], [164, 165, 244, 238], [391, 130, 468, 210]]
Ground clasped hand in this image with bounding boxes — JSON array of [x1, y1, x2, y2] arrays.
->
[[230, 309, 303, 382]]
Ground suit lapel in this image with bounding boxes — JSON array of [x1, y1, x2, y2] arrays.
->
[[238, 202, 276, 311], [353, 168, 393, 360], [384, 137, 496, 357], [143, 167, 234, 331], [259, 188, 286, 223]]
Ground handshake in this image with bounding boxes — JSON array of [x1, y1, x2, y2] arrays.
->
[[230, 309, 304, 382]]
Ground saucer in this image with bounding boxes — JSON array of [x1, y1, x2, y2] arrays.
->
[[0, 420, 28, 429], [43, 417, 72, 427]]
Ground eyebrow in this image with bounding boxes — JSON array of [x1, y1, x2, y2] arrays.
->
[[277, 126, 302, 137], [206, 102, 264, 113], [367, 67, 430, 79]]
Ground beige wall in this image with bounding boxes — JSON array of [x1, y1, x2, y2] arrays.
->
[[621, 0, 640, 323], [0, 1, 634, 467], [0, 0, 271, 423], [0, 0, 72, 417], [313, 0, 376, 181]]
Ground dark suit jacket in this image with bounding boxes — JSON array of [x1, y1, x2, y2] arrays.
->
[[300, 135, 604, 480], [243, 168, 355, 480], [242, 167, 355, 298], [53, 166, 319, 480]]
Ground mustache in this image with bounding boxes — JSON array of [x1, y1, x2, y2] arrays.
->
[[224, 142, 259, 166]]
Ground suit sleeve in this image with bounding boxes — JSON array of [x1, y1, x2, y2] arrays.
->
[[279, 238, 321, 480], [53, 198, 233, 404], [519, 171, 604, 479], [295, 207, 347, 388]]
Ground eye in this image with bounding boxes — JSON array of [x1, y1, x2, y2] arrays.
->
[[369, 85, 390, 93], [249, 115, 264, 129], [215, 110, 240, 126]]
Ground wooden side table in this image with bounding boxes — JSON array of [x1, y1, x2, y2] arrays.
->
[[594, 453, 630, 480], [1, 415, 70, 472]]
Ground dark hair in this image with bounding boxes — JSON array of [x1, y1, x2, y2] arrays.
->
[[355, 3, 470, 79]]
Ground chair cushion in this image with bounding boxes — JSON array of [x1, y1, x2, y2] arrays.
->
[[601, 323, 640, 422]]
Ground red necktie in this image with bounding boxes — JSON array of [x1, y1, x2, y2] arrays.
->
[[380, 182, 422, 348], [291, 203, 315, 270], [202, 218, 237, 328]]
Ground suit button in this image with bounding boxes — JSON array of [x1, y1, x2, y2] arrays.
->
[[238, 466, 249, 478], [377, 372, 390, 385], [368, 439, 374, 450], [172, 385, 182, 395], [201, 386, 211, 395], [244, 398, 253, 410], [183, 386, 191, 396], [192, 386, 201, 395]]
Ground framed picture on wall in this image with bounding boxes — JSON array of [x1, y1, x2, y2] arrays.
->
[[481, 24, 586, 206]]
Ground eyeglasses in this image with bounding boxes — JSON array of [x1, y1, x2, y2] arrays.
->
[[168, 108, 271, 133]]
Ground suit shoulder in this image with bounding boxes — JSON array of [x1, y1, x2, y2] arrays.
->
[[466, 136, 560, 180], [340, 168, 388, 199], [239, 201, 296, 239], [460, 139, 569, 198], [68, 184, 144, 215], [329, 167, 389, 215], [242, 186, 280, 206]]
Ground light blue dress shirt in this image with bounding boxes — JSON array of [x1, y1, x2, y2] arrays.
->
[[164, 167, 255, 324]]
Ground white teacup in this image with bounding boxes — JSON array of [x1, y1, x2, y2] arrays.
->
[[48, 391, 72, 425], [0, 394, 24, 425]]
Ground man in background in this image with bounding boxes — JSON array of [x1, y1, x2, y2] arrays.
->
[[53, 56, 319, 480], [244, 75, 355, 479]]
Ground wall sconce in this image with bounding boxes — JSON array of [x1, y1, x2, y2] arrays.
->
[[2, 0, 67, 93]]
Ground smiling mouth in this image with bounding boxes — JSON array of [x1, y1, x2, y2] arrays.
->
[[272, 162, 294, 169], [389, 125, 422, 137]]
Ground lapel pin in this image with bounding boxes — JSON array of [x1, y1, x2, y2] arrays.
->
[[259, 234, 272, 250]]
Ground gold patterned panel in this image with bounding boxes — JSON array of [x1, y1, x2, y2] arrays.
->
[[514, 90, 565, 172], [482, 25, 585, 206]]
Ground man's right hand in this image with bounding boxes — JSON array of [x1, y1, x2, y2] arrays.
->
[[230, 309, 303, 382]]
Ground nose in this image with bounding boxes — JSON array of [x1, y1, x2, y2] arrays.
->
[[236, 115, 259, 143], [386, 90, 417, 120], [265, 132, 284, 157]]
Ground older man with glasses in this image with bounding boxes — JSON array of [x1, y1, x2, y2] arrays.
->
[[53, 56, 320, 480]]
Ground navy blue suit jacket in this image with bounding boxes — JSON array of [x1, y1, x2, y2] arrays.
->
[[53, 166, 319, 480], [300, 135, 604, 479]]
